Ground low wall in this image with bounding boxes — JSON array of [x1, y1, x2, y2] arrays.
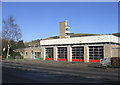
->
[[0, 56, 2, 60], [111, 57, 120, 67]]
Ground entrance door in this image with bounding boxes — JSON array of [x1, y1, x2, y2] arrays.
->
[[72, 47, 84, 62], [35, 52, 41, 59], [57, 47, 67, 61], [45, 48, 53, 60], [89, 46, 103, 63]]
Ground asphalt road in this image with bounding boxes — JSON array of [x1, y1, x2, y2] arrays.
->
[[2, 60, 120, 84]]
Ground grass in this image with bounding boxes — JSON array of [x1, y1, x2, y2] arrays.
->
[[103, 64, 113, 68]]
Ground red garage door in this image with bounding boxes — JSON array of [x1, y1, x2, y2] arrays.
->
[[45, 48, 53, 60], [72, 47, 84, 62], [89, 46, 103, 63], [57, 47, 67, 61]]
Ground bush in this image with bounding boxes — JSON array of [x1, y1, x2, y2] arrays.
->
[[40, 58, 43, 60], [15, 56, 23, 59], [2, 51, 22, 59], [106, 64, 112, 67]]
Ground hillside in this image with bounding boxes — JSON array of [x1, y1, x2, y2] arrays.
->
[[112, 33, 120, 37], [69, 33, 97, 37], [24, 33, 98, 46], [24, 39, 40, 47]]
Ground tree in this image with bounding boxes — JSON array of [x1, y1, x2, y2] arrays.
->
[[2, 15, 22, 59], [0, 34, 2, 56], [17, 40, 25, 49], [0, 44, 1, 56]]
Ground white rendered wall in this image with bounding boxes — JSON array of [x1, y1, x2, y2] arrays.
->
[[40, 35, 120, 45]]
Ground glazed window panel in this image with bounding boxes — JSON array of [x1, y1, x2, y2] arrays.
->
[[35, 52, 40, 57], [57, 47, 67, 59], [72, 47, 84, 59], [46, 48, 53, 58], [26, 52, 28, 56], [89, 46, 103, 60]]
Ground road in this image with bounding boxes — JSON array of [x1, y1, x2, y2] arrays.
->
[[2, 60, 120, 84]]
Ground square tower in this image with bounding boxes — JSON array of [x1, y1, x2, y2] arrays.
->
[[59, 20, 70, 38]]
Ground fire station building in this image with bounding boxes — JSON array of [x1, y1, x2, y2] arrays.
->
[[40, 21, 120, 63]]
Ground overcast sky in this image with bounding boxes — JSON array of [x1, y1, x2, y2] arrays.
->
[[2, 2, 118, 42]]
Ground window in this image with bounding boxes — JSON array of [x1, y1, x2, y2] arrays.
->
[[26, 52, 28, 56], [35, 52, 40, 57]]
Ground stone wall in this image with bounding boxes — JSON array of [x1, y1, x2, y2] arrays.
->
[[111, 57, 120, 67], [0, 56, 2, 60]]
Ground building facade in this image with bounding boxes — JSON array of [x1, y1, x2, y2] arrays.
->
[[40, 34, 120, 63], [15, 47, 41, 59], [23, 47, 41, 59], [19, 21, 120, 64], [40, 21, 120, 63]]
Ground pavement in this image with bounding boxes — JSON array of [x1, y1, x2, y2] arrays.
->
[[2, 59, 120, 84]]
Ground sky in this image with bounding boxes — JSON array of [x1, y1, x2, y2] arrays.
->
[[2, 2, 118, 42]]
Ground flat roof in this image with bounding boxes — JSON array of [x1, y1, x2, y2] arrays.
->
[[40, 35, 120, 45]]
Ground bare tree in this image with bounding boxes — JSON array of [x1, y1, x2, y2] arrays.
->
[[0, 31, 2, 56], [2, 15, 22, 59]]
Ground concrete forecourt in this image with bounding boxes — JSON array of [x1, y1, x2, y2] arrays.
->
[[2, 59, 120, 83]]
